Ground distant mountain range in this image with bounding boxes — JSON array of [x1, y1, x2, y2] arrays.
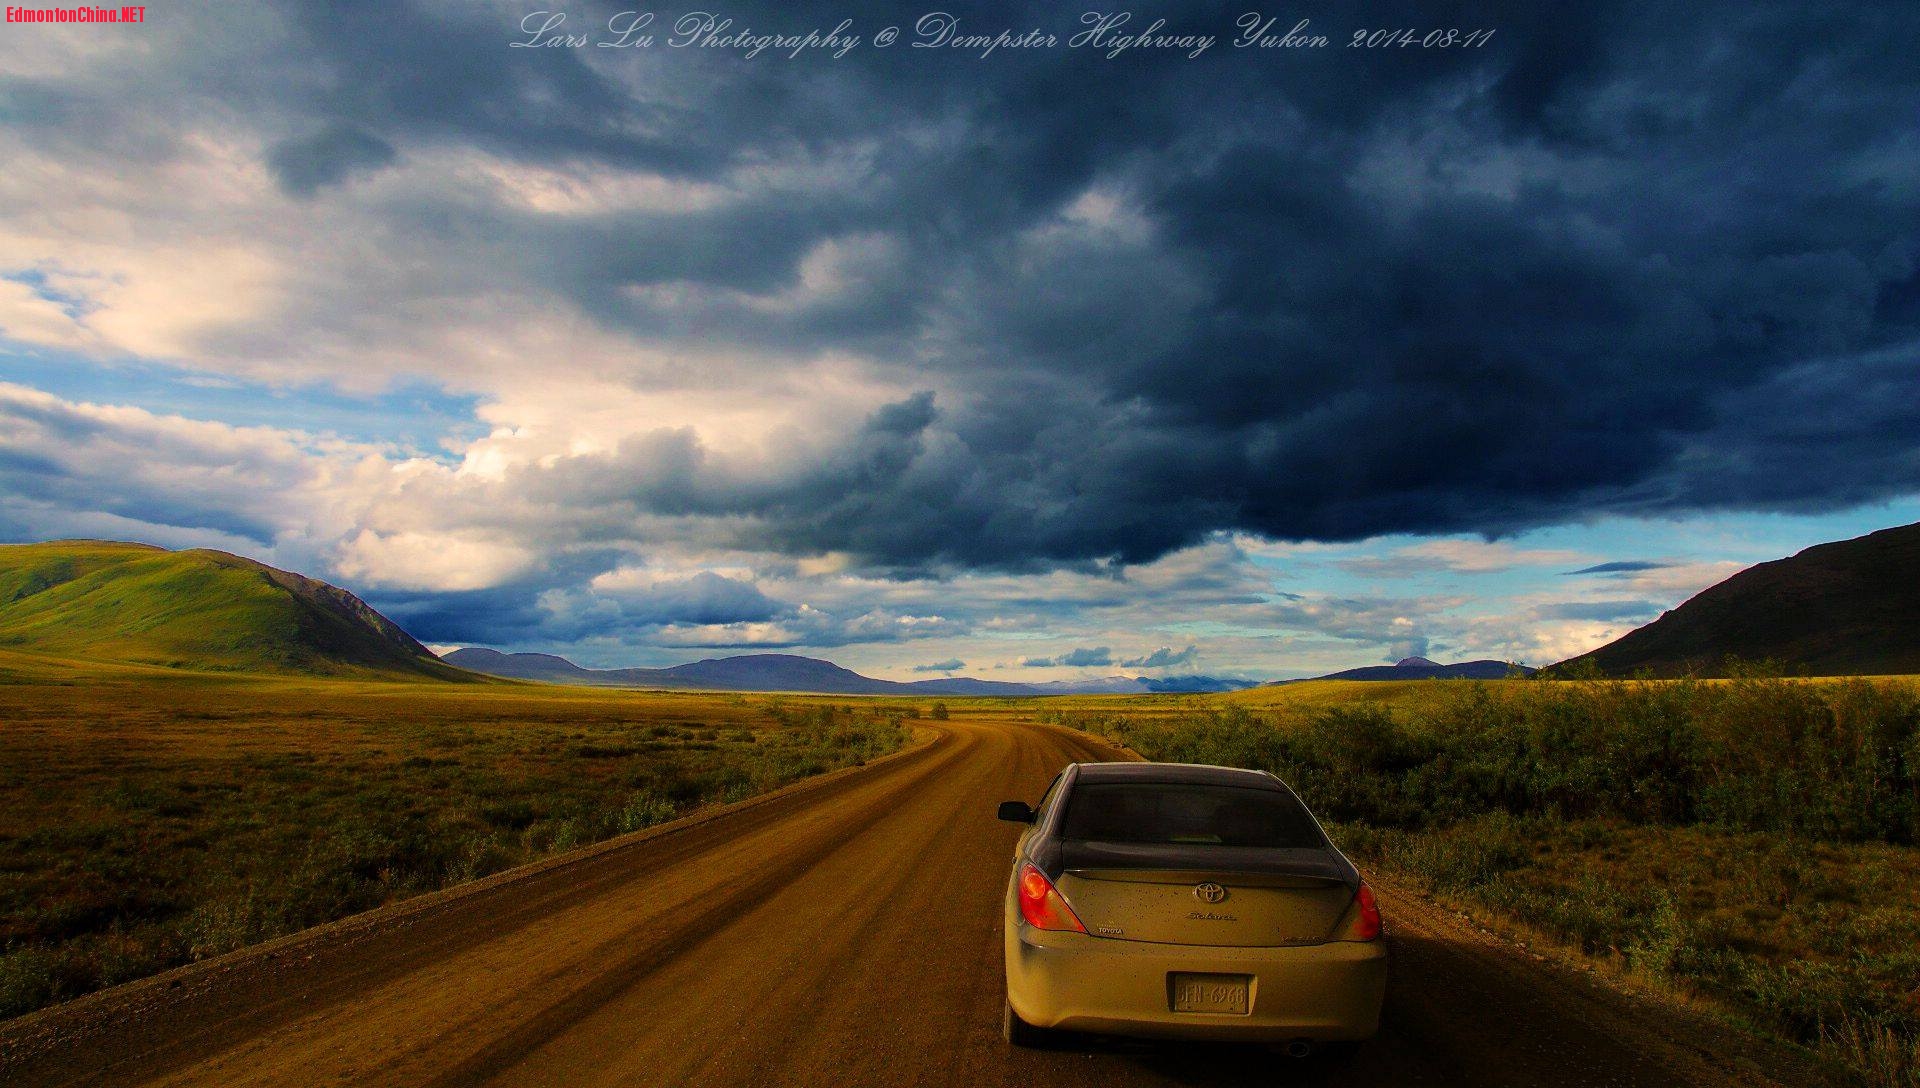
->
[[1267, 656, 1535, 685], [1554, 521, 1920, 677], [442, 648, 1256, 696], [11, 523, 1916, 691], [0, 540, 471, 680]]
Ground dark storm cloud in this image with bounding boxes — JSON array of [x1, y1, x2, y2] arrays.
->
[[266, 125, 398, 197], [17, 0, 1915, 574], [1024, 646, 1114, 668], [268, 1, 727, 174], [1122, 645, 1198, 669], [484, 0, 1916, 567], [371, 585, 552, 644], [1564, 561, 1673, 575], [598, 571, 785, 626], [373, 573, 776, 644]]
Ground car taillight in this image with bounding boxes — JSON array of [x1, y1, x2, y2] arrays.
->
[[1353, 881, 1382, 941], [1017, 863, 1086, 933]]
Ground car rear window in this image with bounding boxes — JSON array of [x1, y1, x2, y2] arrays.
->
[[1058, 782, 1326, 849]]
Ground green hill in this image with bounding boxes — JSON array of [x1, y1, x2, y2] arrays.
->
[[1554, 521, 1920, 677], [0, 541, 474, 680]]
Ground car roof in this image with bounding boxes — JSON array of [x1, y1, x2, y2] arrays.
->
[[1070, 762, 1284, 790]]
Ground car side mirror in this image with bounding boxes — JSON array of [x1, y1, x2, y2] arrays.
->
[[997, 800, 1036, 824]]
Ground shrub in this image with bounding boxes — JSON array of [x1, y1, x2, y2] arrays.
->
[[1070, 679, 1920, 1088], [1086, 676, 1920, 846]]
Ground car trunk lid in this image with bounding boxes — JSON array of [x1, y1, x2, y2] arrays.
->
[[1055, 841, 1356, 947]]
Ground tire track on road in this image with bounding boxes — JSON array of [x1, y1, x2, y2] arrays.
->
[[414, 727, 987, 1087]]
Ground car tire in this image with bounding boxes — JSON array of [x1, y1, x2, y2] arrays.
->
[[1002, 1000, 1054, 1048]]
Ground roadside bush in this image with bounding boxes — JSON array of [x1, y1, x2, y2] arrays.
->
[[1821, 1016, 1920, 1088], [1067, 677, 1920, 1087], [1087, 675, 1920, 846]]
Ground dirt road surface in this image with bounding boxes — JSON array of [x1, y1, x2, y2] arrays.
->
[[0, 718, 1818, 1087]]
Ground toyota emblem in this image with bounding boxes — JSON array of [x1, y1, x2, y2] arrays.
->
[[1193, 882, 1228, 904]]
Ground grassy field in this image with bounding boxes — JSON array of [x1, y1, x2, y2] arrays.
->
[[0, 661, 910, 1020], [7, 652, 1919, 1086]]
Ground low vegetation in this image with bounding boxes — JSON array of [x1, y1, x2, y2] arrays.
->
[[8, 648, 1917, 1086], [0, 677, 908, 1020], [1050, 673, 1920, 1087]]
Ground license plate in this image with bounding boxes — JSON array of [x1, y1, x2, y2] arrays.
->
[[1169, 973, 1251, 1015]]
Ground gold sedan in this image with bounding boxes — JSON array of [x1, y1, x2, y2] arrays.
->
[[998, 762, 1387, 1055]]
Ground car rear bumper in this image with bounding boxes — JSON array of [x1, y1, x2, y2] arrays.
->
[[1005, 923, 1388, 1042]]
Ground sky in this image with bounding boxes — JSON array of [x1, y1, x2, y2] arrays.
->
[[0, 1, 1916, 680]]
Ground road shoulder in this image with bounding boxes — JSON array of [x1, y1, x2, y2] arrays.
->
[[1372, 876, 1836, 1087]]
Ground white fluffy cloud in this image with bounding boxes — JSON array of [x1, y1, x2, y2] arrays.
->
[[0, 381, 377, 550], [333, 530, 538, 592]]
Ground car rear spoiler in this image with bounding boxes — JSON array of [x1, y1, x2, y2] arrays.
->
[[1057, 841, 1358, 887]]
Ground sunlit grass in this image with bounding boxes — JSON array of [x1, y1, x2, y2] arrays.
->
[[0, 543, 472, 680]]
